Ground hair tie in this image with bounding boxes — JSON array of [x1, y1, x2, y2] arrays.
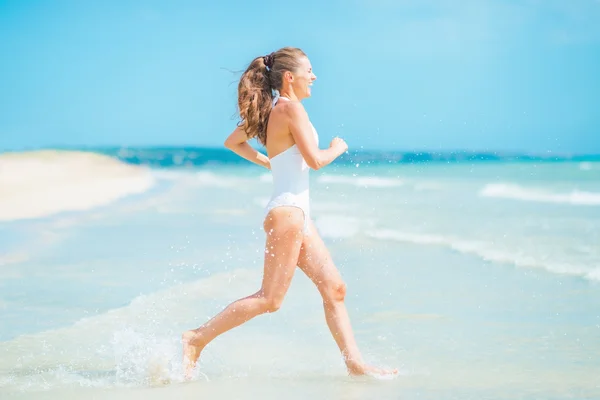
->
[[263, 53, 274, 70]]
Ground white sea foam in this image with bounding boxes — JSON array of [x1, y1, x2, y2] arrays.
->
[[316, 174, 442, 192], [154, 170, 265, 189], [480, 183, 600, 206], [367, 229, 598, 282], [0, 150, 156, 222], [0, 251, 29, 267], [314, 215, 365, 239], [413, 182, 443, 191], [312, 201, 356, 212], [195, 171, 242, 187], [318, 175, 404, 188]]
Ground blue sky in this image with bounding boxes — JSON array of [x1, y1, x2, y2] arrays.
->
[[1, 0, 599, 153]]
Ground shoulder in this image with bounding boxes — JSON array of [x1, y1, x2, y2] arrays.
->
[[282, 101, 309, 122]]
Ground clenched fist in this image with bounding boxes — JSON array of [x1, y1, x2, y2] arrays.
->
[[330, 137, 348, 153]]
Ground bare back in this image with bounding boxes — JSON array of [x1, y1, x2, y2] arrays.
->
[[265, 97, 296, 160]]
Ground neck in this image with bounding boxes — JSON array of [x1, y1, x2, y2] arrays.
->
[[279, 90, 299, 102]]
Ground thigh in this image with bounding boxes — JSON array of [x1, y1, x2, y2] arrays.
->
[[260, 206, 305, 299], [297, 219, 344, 294]]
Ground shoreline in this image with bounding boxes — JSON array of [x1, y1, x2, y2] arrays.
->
[[0, 150, 156, 222]]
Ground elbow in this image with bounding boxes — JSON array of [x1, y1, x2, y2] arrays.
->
[[224, 138, 235, 149], [306, 156, 324, 170]]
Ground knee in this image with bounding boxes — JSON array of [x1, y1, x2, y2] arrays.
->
[[260, 294, 284, 313], [323, 281, 347, 304]]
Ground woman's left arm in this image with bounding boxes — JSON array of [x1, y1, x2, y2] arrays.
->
[[224, 126, 270, 170]]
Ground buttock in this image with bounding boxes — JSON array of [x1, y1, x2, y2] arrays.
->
[[264, 195, 310, 235]]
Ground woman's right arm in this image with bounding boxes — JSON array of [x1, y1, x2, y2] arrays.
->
[[224, 125, 271, 170], [286, 102, 347, 170]]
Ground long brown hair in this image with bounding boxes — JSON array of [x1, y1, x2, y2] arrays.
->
[[237, 47, 307, 146]]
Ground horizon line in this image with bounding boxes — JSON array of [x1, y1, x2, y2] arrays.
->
[[1, 144, 599, 158]]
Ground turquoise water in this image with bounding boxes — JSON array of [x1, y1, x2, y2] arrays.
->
[[0, 150, 599, 399]]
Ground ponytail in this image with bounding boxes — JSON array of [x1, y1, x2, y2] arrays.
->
[[237, 47, 307, 146], [237, 56, 273, 146]]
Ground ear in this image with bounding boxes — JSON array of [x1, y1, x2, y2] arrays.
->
[[284, 70, 294, 83]]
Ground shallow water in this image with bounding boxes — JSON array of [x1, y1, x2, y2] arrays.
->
[[1, 151, 599, 399]]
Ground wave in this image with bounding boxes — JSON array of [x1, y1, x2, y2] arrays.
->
[[316, 174, 444, 192], [480, 183, 600, 206], [0, 251, 29, 268], [153, 169, 271, 188], [194, 171, 246, 187], [318, 175, 404, 188], [0, 150, 156, 222], [314, 215, 365, 239], [367, 229, 599, 282]]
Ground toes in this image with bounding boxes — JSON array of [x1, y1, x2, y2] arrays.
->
[[364, 365, 399, 379]]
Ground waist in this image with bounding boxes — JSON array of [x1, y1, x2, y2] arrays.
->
[[265, 190, 310, 215], [270, 175, 309, 194]]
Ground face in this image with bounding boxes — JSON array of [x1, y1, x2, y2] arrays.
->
[[286, 56, 317, 99]]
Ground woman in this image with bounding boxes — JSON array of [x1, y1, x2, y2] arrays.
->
[[182, 47, 397, 379]]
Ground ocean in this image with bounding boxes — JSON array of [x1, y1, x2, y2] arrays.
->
[[0, 147, 599, 399]]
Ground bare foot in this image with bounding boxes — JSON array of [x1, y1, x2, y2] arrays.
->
[[347, 362, 399, 379], [181, 330, 205, 380]]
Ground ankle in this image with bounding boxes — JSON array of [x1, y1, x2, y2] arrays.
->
[[183, 329, 208, 348], [345, 359, 365, 374], [343, 353, 364, 371]]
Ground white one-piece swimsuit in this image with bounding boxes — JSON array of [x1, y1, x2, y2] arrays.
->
[[264, 96, 319, 235]]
